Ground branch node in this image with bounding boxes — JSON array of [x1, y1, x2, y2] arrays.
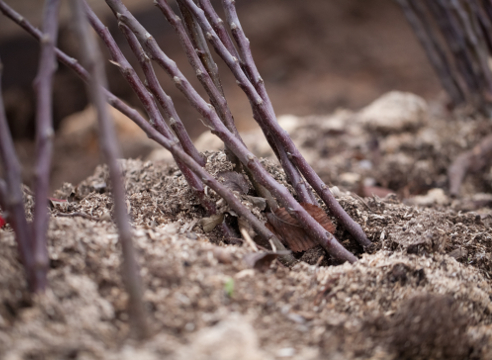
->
[[41, 34, 50, 44]]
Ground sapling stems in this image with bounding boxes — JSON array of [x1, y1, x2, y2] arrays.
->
[[105, 0, 359, 262], [155, 0, 283, 209], [177, 2, 224, 96], [70, 0, 149, 339], [179, 0, 370, 247], [426, 0, 480, 97], [449, 0, 492, 97], [0, 58, 35, 290], [198, 0, 240, 59], [31, 0, 61, 293]]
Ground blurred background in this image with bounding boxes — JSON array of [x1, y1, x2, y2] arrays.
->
[[0, 0, 440, 190]]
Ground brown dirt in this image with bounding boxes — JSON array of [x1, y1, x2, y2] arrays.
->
[[2, 91, 492, 359]]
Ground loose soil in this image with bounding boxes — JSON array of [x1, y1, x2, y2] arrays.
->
[[2, 92, 492, 359]]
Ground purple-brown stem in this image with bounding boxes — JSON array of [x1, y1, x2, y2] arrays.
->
[[446, 0, 492, 101], [399, 0, 466, 105], [104, 0, 358, 262], [426, 0, 481, 98], [0, 178, 7, 211], [178, 0, 370, 247], [71, 0, 149, 339], [31, 0, 61, 293], [0, 58, 34, 290], [198, 0, 240, 59], [115, 23, 205, 166]]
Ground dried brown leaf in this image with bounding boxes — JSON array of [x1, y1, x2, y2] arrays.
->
[[217, 171, 250, 194], [265, 203, 336, 252]]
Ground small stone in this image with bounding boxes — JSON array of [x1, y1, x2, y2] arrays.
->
[[407, 188, 449, 206], [358, 91, 428, 133]]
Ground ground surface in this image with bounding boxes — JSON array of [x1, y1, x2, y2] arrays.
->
[[1, 92, 492, 359]]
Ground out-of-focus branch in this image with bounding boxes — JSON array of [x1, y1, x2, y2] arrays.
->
[[0, 58, 34, 290], [398, 0, 465, 105], [448, 134, 492, 196], [70, 0, 149, 339], [31, 0, 61, 293]]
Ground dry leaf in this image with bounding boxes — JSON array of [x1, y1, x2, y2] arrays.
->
[[266, 203, 335, 252], [217, 171, 251, 194], [200, 213, 225, 232]]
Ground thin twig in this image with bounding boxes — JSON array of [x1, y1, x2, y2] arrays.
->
[[399, 0, 465, 105], [71, 0, 149, 339], [31, 0, 61, 293], [0, 57, 34, 290]]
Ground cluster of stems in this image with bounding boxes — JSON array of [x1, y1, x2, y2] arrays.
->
[[396, 0, 492, 111], [0, 0, 373, 338], [396, 0, 492, 195]]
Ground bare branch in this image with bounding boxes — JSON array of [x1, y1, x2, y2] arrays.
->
[[70, 0, 149, 339], [448, 134, 492, 196]]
